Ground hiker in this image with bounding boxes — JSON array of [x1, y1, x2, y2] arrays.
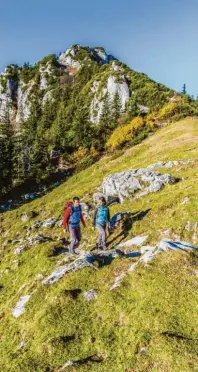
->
[[92, 197, 110, 251], [63, 197, 86, 254]]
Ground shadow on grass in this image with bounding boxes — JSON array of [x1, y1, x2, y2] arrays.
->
[[107, 209, 151, 247]]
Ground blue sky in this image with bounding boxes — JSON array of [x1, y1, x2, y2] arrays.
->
[[0, 0, 197, 96]]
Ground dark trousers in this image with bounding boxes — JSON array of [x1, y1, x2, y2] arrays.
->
[[69, 225, 81, 252]]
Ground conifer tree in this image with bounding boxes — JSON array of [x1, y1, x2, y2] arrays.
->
[[111, 91, 122, 127], [182, 83, 187, 95]]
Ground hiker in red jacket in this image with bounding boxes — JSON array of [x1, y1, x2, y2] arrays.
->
[[63, 197, 86, 254]]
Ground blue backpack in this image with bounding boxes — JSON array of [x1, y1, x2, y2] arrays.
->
[[96, 206, 108, 226], [68, 205, 82, 228]]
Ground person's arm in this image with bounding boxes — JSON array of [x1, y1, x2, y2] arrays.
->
[[63, 208, 71, 230], [80, 214, 86, 227], [107, 208, 111, 229], [107, 208, 110, 222], [92, 208, 98, 227]]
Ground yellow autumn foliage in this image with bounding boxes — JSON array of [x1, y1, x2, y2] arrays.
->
[[107, 117, 144, 150], [158, 102, 179, 119], [73, 147, 87, 162], [146, 113, 157, 128]]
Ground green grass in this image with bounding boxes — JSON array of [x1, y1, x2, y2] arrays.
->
[[0, 117, 198, 371]]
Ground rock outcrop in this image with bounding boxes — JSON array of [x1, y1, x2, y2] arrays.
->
[[90, 74, 130, 124], [102, 167, 179, 202]]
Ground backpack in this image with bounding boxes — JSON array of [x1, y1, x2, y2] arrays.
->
[[64, 201, 82, 228], [96, 206, 108, 226], [64, 201, 73, 211]]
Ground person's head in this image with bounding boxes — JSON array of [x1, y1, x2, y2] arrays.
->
[[73, 196, 80, 207], [99, 197, 106, 206]]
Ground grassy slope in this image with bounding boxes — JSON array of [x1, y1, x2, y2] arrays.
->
[[0, 118, 198, 371]]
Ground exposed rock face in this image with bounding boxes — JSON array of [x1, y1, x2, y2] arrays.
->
[[107, 75, 129, 109], [0, 77, 14, 121], [16, 81, 33, 124], [90, 74, 130, 124], [102, 168, 179, 202], [90, 47, 115, 64], [0, 45, 117, 127]]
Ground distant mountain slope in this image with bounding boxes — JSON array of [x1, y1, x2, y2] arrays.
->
[[0, 44, 196, 195]]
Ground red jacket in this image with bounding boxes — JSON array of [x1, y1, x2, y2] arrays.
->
[[63, 207, 85, 230]]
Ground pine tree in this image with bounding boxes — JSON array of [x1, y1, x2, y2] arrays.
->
[[72, 101, 94, 150], [11, 132, 26, 182], [0, 114, 12, 192], [182, 84, 187, 95], [99, 93, 112, 130], [111, 91, 122, 127]]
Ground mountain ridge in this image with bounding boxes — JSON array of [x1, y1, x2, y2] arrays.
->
[[0, 44, 196, 199]]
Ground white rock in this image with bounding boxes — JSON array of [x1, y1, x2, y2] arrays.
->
[[185, 221, 191, 231], [109, 273, 126, 290], [14, 245, 28, 255], [102, 168, 178, 202], [90, 75, 129, 124], [140, 246, 156, 254], [16, 81, 33, 123], [35, 274, 44, 280], [83, 289, 97, 301], [118, 236, 148, 247], [157, 239, 198, 252], [12, 294, 31, 318], [182, 197, 190, 205], [42, 251, 94, 285], [140, 250, 157, 264]]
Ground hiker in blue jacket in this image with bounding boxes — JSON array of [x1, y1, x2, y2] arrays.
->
[[63, 197, 86, 254], [92, 197, 110, 251]]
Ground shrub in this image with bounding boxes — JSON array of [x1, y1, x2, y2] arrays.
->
[[146, 112, 158, 129], [158, 102, 179, 120], [107, 117, 144, 151], [73, 147, 87, 162]]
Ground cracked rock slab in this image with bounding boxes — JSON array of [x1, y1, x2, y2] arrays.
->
[[42, 251, 95, 285], [118, 236, 148, 247]]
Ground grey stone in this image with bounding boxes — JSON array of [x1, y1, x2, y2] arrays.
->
[[140, 246, 156, 254], [29, 234, 51, 245], [109, 273, 126, 290], [182, 197, 190, 205], [31, 220, 42, 229], [35, 274, 44, 280], [21, 211, 38, 222], [93, 192, 106, 204], [102, 168, 179, 202], [185, 221, 191, 231], [42, 218, 57, 228], [55, 219, 63, 228], [147, 159, 194, 170], [12, 294, 31, 318], [157, 239, 198, 253], [42, 251, 95, 285], [14, 245, 28, 255], [83, 289, 97, 301], [118, 236, 148, 247]]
